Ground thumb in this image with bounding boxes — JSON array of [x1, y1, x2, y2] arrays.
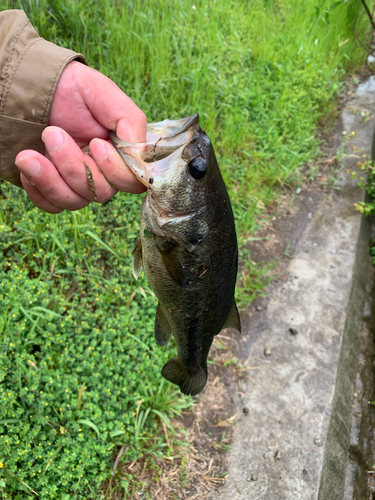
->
[[75, 62, 147, 143]]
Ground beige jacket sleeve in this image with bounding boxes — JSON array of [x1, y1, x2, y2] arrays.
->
[[0, 10, 87, 187]]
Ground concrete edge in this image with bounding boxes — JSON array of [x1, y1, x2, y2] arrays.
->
[[318, 207, 372, 499]]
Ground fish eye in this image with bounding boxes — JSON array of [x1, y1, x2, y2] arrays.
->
[[188, 157, 207, 180]]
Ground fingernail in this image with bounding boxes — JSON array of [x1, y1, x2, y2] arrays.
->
[[15, 156, 41, 178], [91, 139, 108, 162], [43, 128, 64, 152]]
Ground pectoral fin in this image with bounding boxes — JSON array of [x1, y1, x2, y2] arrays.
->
[[222, 301, 241, 333], [155, 304, 173, 346], [132, 235, 143, 280], [155, 238, 185, 287]]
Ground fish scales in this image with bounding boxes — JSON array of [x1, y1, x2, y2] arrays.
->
[[111, 114, 240, 396]]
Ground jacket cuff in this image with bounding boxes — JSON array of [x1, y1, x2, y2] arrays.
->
[[0, 115, 45, 188], [2, 38, 87, 124], [0, 34, 87, 187]]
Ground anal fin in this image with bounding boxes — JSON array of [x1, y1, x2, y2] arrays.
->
[[155, 304, 173, 346], [222, 301, 241, 333]]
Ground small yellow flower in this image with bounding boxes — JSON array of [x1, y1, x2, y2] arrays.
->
[[0, 462, 3, 468]]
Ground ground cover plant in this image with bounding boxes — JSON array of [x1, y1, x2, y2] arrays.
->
[[0, 0, 368, 498]]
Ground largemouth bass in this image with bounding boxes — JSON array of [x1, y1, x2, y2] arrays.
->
[[110, 114, 240, 396]]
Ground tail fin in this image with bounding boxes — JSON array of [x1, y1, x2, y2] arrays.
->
[[162, 358, 207, 396]]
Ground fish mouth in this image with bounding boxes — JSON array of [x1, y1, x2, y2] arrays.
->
[[110, 113, 200, 188], [146, 113, 199, 142]]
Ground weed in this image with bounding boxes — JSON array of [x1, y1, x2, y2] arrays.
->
[[236, 248, 278, 310], [354, 160, 375, 216], [211, 432, 232, 453], [223, 358, 237, 368]]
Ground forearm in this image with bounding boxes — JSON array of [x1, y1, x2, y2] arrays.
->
[[0, 9, 86, 187]]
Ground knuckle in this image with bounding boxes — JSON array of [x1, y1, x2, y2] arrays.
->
[[53, 155, 85, 179], [43, 184, 59, 198], [63, 158, 82, 177], [36, 178, 62, 199]]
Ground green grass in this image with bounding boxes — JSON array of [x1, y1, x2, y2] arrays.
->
[[0, 0, 369, 498]]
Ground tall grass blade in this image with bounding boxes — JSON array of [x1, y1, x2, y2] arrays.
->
[[77, 419, 101, 439], [85, 230, 120, 260]]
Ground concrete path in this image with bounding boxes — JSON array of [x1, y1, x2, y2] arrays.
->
[[219, 78, 375, 500]]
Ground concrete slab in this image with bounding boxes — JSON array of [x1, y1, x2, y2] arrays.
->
[[219, 78, 375, 500], [343, 262, 375, 500]]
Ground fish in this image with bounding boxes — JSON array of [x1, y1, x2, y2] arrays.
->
[[110, 113, 240, 396]]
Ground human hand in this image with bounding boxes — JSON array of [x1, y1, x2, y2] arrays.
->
[[15, 61, 147, 214]]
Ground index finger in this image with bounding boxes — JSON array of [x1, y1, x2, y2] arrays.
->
[[89, 138, 146, 194], [42, 127, 118, 202]]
